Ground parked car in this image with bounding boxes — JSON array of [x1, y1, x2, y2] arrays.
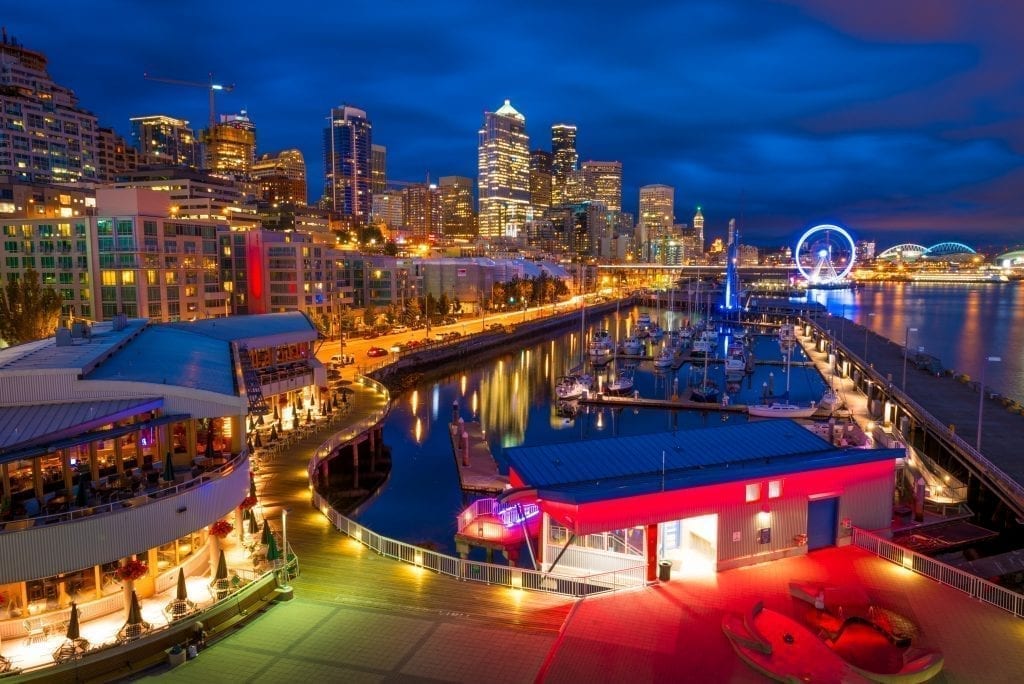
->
[[391, 325, 409, 334], [367, 346, 388, 357], [389, 343, 406, 353]]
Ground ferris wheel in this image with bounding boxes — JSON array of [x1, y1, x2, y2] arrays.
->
[[794, 224, 856, 285]]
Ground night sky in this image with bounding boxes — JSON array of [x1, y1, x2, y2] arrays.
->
[[7, 0, 1024, 247]]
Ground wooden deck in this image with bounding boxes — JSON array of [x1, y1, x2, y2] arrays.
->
[[448, 418, 509, 494], [580, 394, 749, 413], [253, 383, 566, 634]]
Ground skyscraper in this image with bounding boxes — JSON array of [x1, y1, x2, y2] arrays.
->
[[202, 111, 256, 176], [403, 183, 442, 239], [477, 100, 530, 238], [639, 184, 674, 262], [324, 105, 372, 224], [0, 34, 98, 183], [529, 150, 553, 211], [96, 126, 139, 182], [582, 161, 622, 213], [251, 149, 307, 205], [439, 176, 476, 238], [550, 124, 578, 206], [371, 144, 387, 196], [693, 207, 705, 254], [130, 115, 200, 168]]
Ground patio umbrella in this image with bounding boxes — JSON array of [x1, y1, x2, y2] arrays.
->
[[116, 591, 152, 643], [273, 404, 279, 421], [307, 407, 313, 424], [204, 423, 215, 458], [321, 402, 328, 416], [249, 473, 257, 498], [256, 412, 265, 426], [261, 519, 273, 546], [265, 530, 281, 564], [254, 432, 263, 449], [247, 415, 254, 431], [215, 549, 228, 581], [335, 379, 353, 386], [75, 471, 90, 507], [246, 437, 254, 454], [52, 602, 89, 662], [248, 509, 259, 535], [162, 451, 175, 482], [174, 568, 188, 601], [270, 425, 278, 441]]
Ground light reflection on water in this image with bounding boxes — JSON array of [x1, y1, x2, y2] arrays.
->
[[353, 306, 826, 552], [808, 282, 1023, 402]]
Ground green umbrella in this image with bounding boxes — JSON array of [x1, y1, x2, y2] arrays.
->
[[254, 432, 263, 448], [248, 509, 258, 535], [175, 568, 189, 601], [125, 591, 145, 625], [162, 452, 175, 482], [270, 425, 278, 441], [215, 549, 228, 581], [249, 473, 257, 498], [265, 530, 281, 563], [52, 602, 89, 662], [256, 412, 265, 426], [307, 407, 313, 423], [261, 519, 273, 546]]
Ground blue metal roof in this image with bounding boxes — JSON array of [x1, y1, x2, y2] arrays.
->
[[506, 420, 900, 505], [0, 397, 163, 453], [85, 313, 317, 396]]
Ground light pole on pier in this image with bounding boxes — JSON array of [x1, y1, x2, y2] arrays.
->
[[901, 326, 918, 392], [977, 356, 1001, 452]]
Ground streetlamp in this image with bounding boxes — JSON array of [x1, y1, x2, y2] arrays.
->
[[862, 312, 876, 362], [280, 507, 292, 590], [901, 326, 918, 392], [977, 356, 1001, 452]]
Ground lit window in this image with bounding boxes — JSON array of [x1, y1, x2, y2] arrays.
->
[[768, 480, 783, 499], [745, 482, 761, 503]]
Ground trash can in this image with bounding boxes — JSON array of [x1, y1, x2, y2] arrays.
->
[[658, 560, 672, 581]]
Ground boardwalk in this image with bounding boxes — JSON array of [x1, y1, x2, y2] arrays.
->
[[136, 359, 1024, 683], [448, 418, 509, 494]]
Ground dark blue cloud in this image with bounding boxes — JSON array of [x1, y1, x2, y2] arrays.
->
[[6, 0, 1023, 248]]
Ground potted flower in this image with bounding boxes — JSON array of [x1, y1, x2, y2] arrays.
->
[[210, 520, 234, 538], [114, 559, 149, 583], [238, 496, 257, 511]]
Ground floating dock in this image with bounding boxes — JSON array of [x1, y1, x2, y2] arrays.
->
[[579, 394, 749, 414], [448, 413, 508, 495]]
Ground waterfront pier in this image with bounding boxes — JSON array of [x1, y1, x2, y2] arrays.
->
[[448, 402, 508, 495], [802, 314, 1024, 523]]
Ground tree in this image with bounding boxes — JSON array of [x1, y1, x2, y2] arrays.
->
[[406, 297, 422, 322], [362, 303, 378, 327], [0, 269, 63, 346], [516, 279, 532, 307], [437, 293, 450, 319], [491, 282, 506, 310]]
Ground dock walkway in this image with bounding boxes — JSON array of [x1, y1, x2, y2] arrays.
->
[[448, 417, 509, 494]]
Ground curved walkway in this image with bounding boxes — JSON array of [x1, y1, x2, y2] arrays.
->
[[139, 378, 1024, 683]]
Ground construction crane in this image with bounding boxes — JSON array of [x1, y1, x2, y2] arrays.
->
[[143, 72, 235, 127]]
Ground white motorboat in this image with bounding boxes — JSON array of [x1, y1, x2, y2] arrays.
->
[[653, 346, 675, 369], [555, 374, 591, 400], [724, 348, 746, 373], [747, 401, 818, 419], [621, 336, 644, 356], [819, 388, 842, 412], [588, 330, 615, 366], [606, 369, 634, 394]]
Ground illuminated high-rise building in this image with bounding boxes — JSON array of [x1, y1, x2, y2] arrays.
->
[[251, 149, 307, 206], [96, 126, 139, 182], [529, 150, 553, 211], [202, 111, 256, 176], [0, 34, 98, 183], [477, 100, 530, 238], [130, 115, 200, 168], [371, 144, 387, 196], [323, 105, 372, 224], [439, 176, 476, 238], [403, 183, 442, 239], [693, 206, 705, 254], [582, 160, 622, 213], [638, 184, 674, 261], [550, 123, 578, 206]]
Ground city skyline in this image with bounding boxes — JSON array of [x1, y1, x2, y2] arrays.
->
[[5, 1, 1024, 245]]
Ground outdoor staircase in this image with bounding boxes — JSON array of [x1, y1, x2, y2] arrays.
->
[[237, 344, 269, 415]]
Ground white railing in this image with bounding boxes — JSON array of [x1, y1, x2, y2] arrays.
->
[[306, 375, 391, 483], [852, 527, 1024, 618], [314, 487, 645, 598]]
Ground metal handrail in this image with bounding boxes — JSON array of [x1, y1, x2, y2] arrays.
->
[[0, 449, 248, 534], [307, 375, 392, 482], [802, 317, 1024, 517], [852, 527, 1024, 619]]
